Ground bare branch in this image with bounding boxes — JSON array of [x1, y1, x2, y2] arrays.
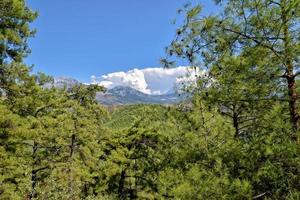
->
[[222, 27, 283, 58], [253, 192, 268, 199]]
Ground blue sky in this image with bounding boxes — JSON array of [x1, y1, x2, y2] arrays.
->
[[25, 0, 217, 83]]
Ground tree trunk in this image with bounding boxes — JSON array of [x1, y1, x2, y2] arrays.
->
[[233, 111, 239, 137], [29, 142, 38, 200], [281, 2, 299, 134], [286, 74, 298, 132], [69, 134, 76, 158], [231, 104, 240, 137], [118, 170, 126, 199]]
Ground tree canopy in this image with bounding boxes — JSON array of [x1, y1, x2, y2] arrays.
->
[[0, 0, 299, 199]]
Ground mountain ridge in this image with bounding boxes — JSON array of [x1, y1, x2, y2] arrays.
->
[[97, 86, 182, 105], [48, 77, 183, 105]]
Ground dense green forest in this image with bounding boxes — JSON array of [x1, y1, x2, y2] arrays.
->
[[0, 0, 300, 199]]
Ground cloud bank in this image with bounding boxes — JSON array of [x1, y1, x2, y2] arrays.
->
[[91, 66, 201, 95]]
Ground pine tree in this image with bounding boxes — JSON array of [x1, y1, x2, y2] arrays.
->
[[0, 0, 37, 64], [165, 0, 300, 138]]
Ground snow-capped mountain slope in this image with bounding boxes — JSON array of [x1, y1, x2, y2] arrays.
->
[[43, 77, 79, 89], [96, 86, 182, 105], [46, 77, 183, 105]]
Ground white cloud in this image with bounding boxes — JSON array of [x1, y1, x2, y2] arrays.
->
[[91, 66, 201, 95]]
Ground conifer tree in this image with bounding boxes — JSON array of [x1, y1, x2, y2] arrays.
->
[[0, 0, 37, 64], [166, 0, 300, 137], [0, 0, 37, 96]]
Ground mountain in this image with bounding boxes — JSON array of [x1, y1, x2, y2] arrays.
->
[[45, 77, 183, 105], [43, 77, 79, 89], [96, 86, 182, 105]]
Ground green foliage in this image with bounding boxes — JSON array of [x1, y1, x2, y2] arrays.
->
[[0, 0, 37, 63], [166, 0, 300, 133], [0, 0, 299, 199], [105, 104, 169, 130]]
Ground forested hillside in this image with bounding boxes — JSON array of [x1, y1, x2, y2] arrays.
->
[[0, 0, 299, 199]]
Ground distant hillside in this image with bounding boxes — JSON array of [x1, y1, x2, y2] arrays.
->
[[43, 77, 79, 89], [96, 86, 183, 105], [105, 104, 172, 130], [47, 77, 184, 105]]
